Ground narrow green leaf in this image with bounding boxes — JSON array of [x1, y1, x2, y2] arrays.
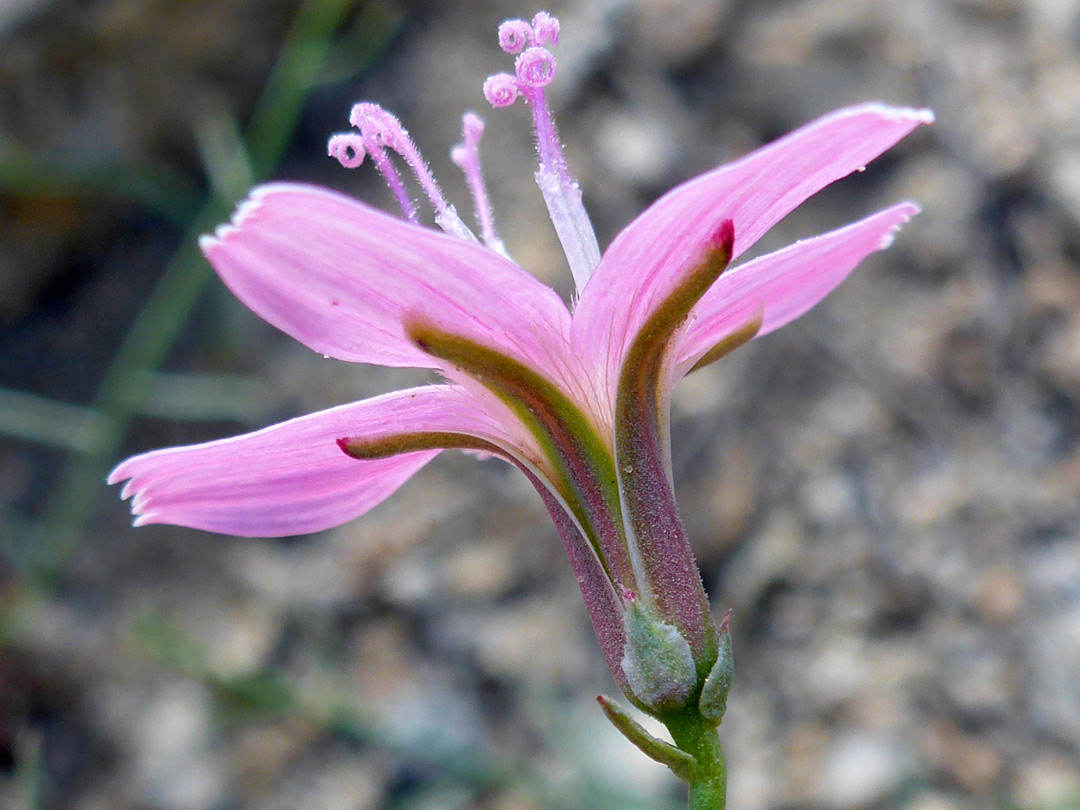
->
[[596, 694, 701, 782], [0, 388, 109, 455]]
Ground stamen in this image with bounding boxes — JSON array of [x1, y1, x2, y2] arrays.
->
[[328, 127, 418, 223], [515, 46, 557, 90], [451, 112, 507, 256], [327, 133, 366, 169], [483, 15, 601, 292], [349, 102, 476, 241], [498, 19, 533, 54], [531, 12, 560, 46], [514, 48, 563, 183], [483, 73, 520, 108]]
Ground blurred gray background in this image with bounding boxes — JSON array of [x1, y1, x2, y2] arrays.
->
[[1, 0, 1079, 809]]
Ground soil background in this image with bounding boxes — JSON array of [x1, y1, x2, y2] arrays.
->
[[2, 1, 1080, 809]]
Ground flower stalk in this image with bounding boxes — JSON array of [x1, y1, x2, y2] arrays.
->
[[666, 710, 728, 810]]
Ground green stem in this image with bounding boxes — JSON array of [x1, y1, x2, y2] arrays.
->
[[663, 712, 726, 810]]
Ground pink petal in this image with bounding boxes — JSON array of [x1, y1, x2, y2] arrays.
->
[[572, 103, 933, 404], [676, 202, 921, 371], [200, 183, 579, 389], [108, 385, 521, 537]]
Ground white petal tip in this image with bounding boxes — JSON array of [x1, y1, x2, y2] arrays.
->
[[851, 103, 935, 125], [883, 105, 935, 125], [878, 203, 922, 249], [197, 233, 218, 255], [231, 192, 267, 228], [118, 480, 136, 500], [201, 186, 276, 254], [132, 513, 158, 528]]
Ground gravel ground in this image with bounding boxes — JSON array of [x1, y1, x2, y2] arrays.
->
[[2, 1, 1080, 809]]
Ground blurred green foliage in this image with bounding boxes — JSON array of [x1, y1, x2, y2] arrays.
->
[[0, 0, 401, 583]]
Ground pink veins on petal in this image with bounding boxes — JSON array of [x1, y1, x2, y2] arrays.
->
[[111, 99, 932, 554]]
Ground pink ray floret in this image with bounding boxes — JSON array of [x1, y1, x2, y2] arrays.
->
[[110, 10, 932, 716]]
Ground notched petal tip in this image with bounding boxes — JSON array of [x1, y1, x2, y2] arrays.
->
[[106, 462, 128, 487], [199, 189, 273, 256], [131, 490, 152, 514], [197, 233, 220, 256], [231, 190, 269, 228], [877, 201, 922, 249], [118, 478, 137, 500], [108, 456, 146, 497], [872, 231, 898, 250], [888, 105, 935, 125]]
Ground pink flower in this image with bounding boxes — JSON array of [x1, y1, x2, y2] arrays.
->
[[110, 13, 931, 716]]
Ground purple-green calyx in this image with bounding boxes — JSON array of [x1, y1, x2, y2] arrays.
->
[[620, 589, 697, 711]]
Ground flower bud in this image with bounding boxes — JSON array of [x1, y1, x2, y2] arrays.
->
[[620, 595, 696, 712]]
